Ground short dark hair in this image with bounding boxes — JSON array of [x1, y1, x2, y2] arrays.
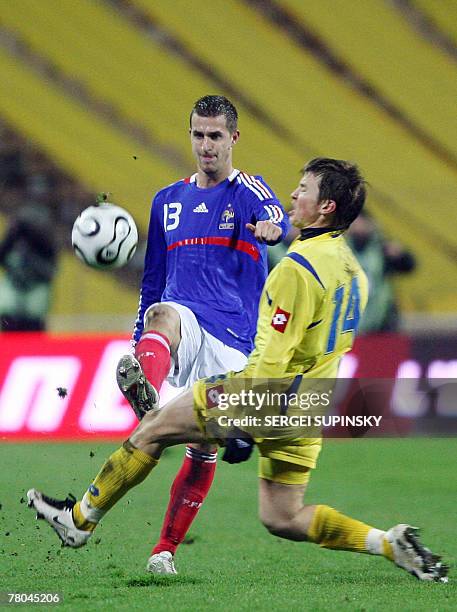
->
[[303, 157, 366, 229], [190, 95, 238, 133]]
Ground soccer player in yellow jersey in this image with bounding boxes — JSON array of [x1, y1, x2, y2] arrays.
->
[[28, 158, 447, 582]]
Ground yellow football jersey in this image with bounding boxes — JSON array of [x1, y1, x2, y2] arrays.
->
[[193, 228, 369, 478], [245, 229, 368, 380]]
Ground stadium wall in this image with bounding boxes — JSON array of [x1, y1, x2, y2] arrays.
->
[[1, 332, 455, 441]]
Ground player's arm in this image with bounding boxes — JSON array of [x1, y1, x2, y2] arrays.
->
[[250, 261, 318, 379], [222, 262, 317, 464], [246, 177, 290, 244], [132, 196, 167, 344]]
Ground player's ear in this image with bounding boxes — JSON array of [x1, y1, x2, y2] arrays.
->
[[320, 199, 336, 215], [231, 130, 240, 146]]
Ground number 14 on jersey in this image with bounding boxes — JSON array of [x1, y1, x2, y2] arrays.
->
[[326, 277, 361, 354]]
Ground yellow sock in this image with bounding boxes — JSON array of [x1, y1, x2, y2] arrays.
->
[[307, 505, 372, 553], [73, 441, 157, 529], [72, 503, 97, 531], [382, 537, 394, 560]]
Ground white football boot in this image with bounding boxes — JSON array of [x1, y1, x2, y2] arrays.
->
[[27, 489, 92, 548], [385, 524, 448, 582], [146, 551, 178, 575], [116, 354, 159, 420]]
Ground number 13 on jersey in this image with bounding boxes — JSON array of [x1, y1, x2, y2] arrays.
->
[[164, 202, 182, 231], [326, 277, 361, 354]]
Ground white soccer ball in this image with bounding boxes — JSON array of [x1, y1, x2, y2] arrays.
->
[[71, 203, 138, 269]]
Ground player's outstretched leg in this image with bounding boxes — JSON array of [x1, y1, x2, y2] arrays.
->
[[27, 441, 157, 547], [125, 305, 220, 575], [27, 389, 203, 550], [259, 479, 448, 583], [305, 505, 448, 582]]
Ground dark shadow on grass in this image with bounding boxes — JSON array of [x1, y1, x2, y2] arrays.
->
[[126, 575, 204, 588], [182, 534, 198, 545]]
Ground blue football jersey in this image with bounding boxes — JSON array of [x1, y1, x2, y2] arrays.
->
[[133, 169, 289, 354]]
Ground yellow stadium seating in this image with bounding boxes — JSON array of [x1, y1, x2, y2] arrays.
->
[[0, 47, 175, 229], [0, 0, 300, 199], [132, 0, 457, 312], [414, 0, 457, 46], [0, 0, 456, 315], [281, 0, 457, 158]]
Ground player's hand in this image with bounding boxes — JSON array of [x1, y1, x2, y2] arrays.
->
[[246, 221, 282, 243], [222, 428, 254, 464]]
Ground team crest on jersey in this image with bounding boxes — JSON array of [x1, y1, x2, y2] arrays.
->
[[206, 384, 225, 409], [219, 204, 235, 230], [271, 307, 291, 333]]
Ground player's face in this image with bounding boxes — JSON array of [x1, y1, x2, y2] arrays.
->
[[190, 114, 239, 176], [289, 172, 323, 228]]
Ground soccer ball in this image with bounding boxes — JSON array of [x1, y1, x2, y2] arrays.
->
[[71, 203, 138, 269]]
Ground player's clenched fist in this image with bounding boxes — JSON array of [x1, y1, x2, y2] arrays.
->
[[246, 220, 283, 243]]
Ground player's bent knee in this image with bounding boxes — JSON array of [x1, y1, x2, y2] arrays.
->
[[260, 515, 293, 539], [259, 500, 304, 540], [261, 513, 308, 540], [144, 304, 179, 330], [143, 304, 180, 349], [259, 504, 287, 537]]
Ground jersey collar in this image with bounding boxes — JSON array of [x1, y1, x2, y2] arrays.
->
[[189, 169, 240, 183], [299, 227, 344, 241]]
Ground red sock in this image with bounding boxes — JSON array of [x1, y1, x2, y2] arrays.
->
[[135, 331, 171, 391], [152, 446, 217, 555]]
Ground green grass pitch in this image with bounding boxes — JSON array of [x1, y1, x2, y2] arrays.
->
[[0, 438, 455, 610]]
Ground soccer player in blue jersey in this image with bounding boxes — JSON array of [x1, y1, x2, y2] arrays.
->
[[114, 95, 289, 573], [28, 157, 447, 582]]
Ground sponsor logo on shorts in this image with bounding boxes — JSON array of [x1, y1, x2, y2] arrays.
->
[[271, 307, 290, 333]]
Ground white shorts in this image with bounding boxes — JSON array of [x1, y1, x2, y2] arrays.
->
[[144, 301, 248, 389]]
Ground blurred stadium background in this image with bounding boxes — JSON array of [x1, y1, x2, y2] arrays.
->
[[1, 2, 457, 605], [1, 0, 456, 435], [1, 0, 457, 329]]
